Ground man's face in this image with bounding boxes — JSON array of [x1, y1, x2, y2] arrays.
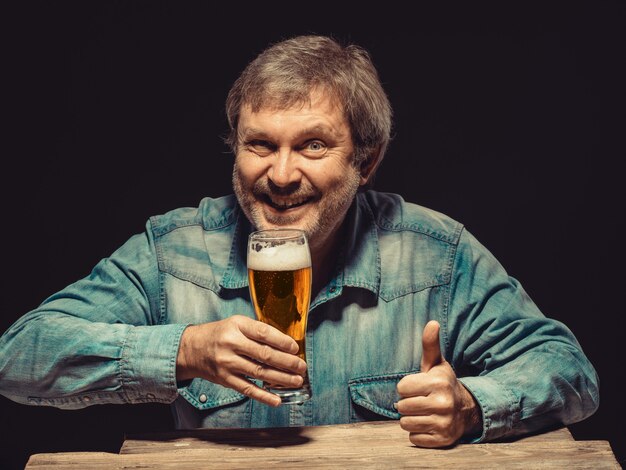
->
[[232, 90, 362, 251]]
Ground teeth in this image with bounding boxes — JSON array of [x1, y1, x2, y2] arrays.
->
[[269, 197, 309, 208]]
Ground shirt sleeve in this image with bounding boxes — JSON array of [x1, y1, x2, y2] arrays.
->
[[446, 228, 599, 442], [0, 220, 188, 408]]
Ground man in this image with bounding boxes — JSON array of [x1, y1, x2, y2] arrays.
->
[[0, 35, 598, 447]]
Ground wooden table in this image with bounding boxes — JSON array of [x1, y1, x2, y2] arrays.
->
[[25, 421, 620, 469]]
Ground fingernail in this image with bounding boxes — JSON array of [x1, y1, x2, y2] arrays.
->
[[393, 402, 398, 410]]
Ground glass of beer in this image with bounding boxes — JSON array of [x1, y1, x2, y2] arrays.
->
[[247, 228, 312, 404]]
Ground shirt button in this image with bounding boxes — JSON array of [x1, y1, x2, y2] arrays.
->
[[199, 394, 207, 403]]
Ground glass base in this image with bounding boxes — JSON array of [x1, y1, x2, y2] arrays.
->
[[265, 384, 311, 405]]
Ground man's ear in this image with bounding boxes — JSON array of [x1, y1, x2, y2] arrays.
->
[[359, 145, 383, 186]]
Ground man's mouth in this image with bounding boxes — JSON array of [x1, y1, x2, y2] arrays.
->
[[262, 194, 314, 211]]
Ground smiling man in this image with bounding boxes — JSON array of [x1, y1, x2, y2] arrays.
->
[[0, 35, 598, 447], [232, 89, 364, 297]]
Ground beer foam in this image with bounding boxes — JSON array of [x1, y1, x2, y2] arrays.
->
[[248, 244, 311, 271]]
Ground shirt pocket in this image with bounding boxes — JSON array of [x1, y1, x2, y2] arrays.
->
[[348, 372, 409, 422], [178, 378, 251, 427]]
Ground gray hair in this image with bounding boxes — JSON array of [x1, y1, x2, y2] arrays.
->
[[225, 35, 393, 172]]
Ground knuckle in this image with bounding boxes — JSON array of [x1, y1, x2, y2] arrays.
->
[[439, 415, 454, 431], [432, 416, 454, 441], [219, 328, 239, 348], [228, 315, 252, 333], [214, 363, 234, 381], [239, 382, 257, 398], [441, 380, 454, 393], [435, 393, 454, 410], [212, 350, 230, 368], [252, 362, 265, 378], [214, 319, 243, 344], [255, 322, 271, 339], [295, 357, 307, 374], [431, 375, 449, 389], [222, 316, 238, 331], [258, 344, 273, 363]]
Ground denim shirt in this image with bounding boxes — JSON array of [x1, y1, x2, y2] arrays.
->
[[0, 191, 599, 442]]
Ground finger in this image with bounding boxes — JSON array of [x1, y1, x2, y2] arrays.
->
[[408, 432, 454, 449], [238, 317, 300, 354], [396, 373, 432, 398], [395, 396, 438, 415], [400, 416, 457, 448], [223, 374, 282, 407], [235, 356, 304, 388], [238, 339, 307, 375], [421, 320, 443, 373], [399, 414, 438, 433]]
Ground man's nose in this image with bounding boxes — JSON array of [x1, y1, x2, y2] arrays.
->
[[267, 148, 302, 187]]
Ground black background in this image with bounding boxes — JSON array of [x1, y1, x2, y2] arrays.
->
[[2, 2, 624, 468]]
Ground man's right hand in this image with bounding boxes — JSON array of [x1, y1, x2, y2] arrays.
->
[[175, 315, 307, 407]]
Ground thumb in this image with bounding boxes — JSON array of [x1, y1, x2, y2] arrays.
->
[[420, 320, 443, 373]]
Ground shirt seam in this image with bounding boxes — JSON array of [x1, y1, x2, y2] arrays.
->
[[441, 226, 465, 359]]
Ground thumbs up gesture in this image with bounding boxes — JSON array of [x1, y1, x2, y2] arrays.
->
[[396, 321, 482, 447]]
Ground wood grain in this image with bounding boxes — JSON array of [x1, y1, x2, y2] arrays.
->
[[25, 421, 620, 469], [118, 421, 575, 454]]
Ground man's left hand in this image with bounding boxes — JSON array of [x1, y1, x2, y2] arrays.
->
[[396, 320, 482, 447]]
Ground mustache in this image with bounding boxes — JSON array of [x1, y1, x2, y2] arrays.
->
[[252, 178, 319, 199]]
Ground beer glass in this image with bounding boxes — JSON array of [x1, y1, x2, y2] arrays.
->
[[247, 229, 312, 404]]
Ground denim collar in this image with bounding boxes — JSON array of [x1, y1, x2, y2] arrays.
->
[[219, 207, 252, 290], [219, 194, 381, 300]]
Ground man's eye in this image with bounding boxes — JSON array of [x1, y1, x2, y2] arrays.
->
[[308, 141, 324, 150], [302, 140, 326, 156], [246, 140, 274, 155]]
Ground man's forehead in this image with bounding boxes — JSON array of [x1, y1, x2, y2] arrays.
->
[[242, 87, 343, 118], [238, 95, 349, 139], [240, 124, 343, 143]]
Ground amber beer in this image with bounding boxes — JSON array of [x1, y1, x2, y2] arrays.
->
[[247, 229, 312, 404]]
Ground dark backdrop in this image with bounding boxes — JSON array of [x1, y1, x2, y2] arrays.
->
[[2, 2, 624, 469]]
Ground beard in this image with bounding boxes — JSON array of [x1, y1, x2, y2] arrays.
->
[[232, 163, 361, 248]]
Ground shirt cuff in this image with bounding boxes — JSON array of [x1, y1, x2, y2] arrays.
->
[[120, 323, 189, 404], [458, 376, 521, 442]]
